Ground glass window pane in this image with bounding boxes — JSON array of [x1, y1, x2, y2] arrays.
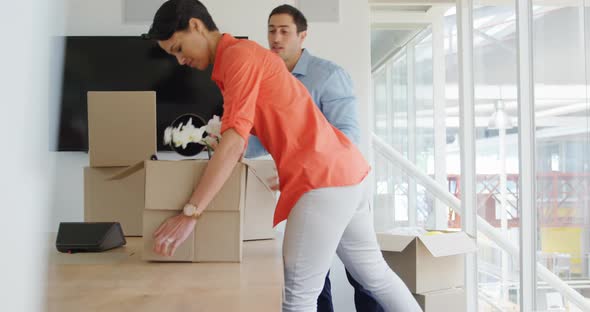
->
[[445, 6, 461, 229], [414, 29, 436, 227], [374, 69, 388, 142], [533, 1, 590, 309], [392, 51, 410, 226], [472, 2, 521, 310]]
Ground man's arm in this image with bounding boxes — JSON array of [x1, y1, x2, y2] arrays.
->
[[319, 67, 361, 146]]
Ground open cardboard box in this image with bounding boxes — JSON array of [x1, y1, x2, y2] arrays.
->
[[377, 231, 477, 293], [414, 288, 465, 312], [111, 159, 276, 262], [84, 166, 145, 236], [110, 159, 245, 262], [84, 159, 277, 241]]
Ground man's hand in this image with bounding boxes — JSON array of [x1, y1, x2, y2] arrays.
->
[[153, 214, 197, 257], [266, 175, 280, 191]]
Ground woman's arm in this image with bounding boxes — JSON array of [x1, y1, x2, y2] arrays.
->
[[188, 128, 245, 214]]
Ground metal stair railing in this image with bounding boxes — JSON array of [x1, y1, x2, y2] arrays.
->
[[372, 133, 590, 311]]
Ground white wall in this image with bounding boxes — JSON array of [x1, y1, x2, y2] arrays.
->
[[53, 1, 371, 310], [1, 0, 59, 310]]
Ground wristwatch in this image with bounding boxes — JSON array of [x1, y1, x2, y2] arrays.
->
[[183, 203, 201, 219]]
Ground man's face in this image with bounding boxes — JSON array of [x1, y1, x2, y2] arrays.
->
[[267, 13, 306, 63], [158, 19, 211, 70]]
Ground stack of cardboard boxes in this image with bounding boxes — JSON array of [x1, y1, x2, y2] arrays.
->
[[84, 91, 157, 236], [84, 91, 277, 262], [377, 231, 477, 312]]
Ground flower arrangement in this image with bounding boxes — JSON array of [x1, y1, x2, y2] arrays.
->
[[163, 115, 221, 157], [201, 115, 221, 151]]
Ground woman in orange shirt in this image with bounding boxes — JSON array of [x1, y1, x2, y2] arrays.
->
[[145, 1, 420, 311]]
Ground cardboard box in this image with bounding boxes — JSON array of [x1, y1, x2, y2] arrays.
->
[[377, 231, 476, 293], [84, 167, 145, 236], [414, 288, 465, 312], [85, 91, 276, 244], [113, 160, 246, 262], [242, 159, 277, 241], [86, 158, 276, 241], [87, 91, 157, 167]]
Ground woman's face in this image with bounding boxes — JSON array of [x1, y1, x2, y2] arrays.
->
[[158, 19, 211, 70]]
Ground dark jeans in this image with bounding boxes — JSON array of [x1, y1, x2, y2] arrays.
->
[[317, 269, 385, 312]]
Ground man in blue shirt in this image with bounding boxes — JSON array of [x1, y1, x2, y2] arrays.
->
[[245, 7, 359, 157], [245, 5, 385, 312]]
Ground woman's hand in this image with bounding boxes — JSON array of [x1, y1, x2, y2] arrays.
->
[[153, 214, 197, 257]]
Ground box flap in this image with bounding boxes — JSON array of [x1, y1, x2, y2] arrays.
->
[[107, 161, 145, 181], [376, 232, 417, 252], [242, 159, 275, 195], [418, 232, 477, 257], [87, 91, 156, 167], [242, 160, 277, 241]]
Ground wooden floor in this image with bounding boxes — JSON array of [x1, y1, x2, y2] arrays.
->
[[45, 237, 284, 312]]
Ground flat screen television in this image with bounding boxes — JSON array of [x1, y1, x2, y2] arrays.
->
[[56, 36, 229, 151]]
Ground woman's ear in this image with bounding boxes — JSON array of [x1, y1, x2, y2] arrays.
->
[[188, 17, 203, 34]]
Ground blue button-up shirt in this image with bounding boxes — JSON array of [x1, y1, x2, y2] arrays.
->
[[244, 49, 360, 158]]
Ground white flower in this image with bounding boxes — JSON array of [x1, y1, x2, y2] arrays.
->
[[181, 118, 196, 132], [163, 127, 173, 145], [171, 124, 185, 148], [187, 125, 206, 145], [172, 131, 185, 148], [168, 118, 206, 149], [167, 115, 223, 151], [206, 115, 222, 138]]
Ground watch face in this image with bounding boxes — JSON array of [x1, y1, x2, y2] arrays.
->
[[184, 204, 196, 216]]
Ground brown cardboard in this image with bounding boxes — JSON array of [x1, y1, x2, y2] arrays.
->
[[194, 211, 242, 262], [142, 211, 242, 263], [413, 288, 465, 312], [143, 160, 244, 212], [133, 160, 246, 262], [87, 91, 156, 167], [84, 167, 145, 236], [110, 158, 277, 241], [378, 231, 476, 293], [242, 159, 277, 241]]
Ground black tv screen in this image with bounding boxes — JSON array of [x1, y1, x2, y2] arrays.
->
[[56, 36, 225, 151]]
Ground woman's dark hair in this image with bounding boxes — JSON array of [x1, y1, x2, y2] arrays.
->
[[268, 4, 308, 33], [143, 0, 218, 40]]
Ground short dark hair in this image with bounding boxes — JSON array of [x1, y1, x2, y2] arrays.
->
[[143, 0, 218, 40], [268, 4, 308, 33]]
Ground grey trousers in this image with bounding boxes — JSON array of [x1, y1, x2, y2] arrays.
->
[[282, 175, 422, 312]]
